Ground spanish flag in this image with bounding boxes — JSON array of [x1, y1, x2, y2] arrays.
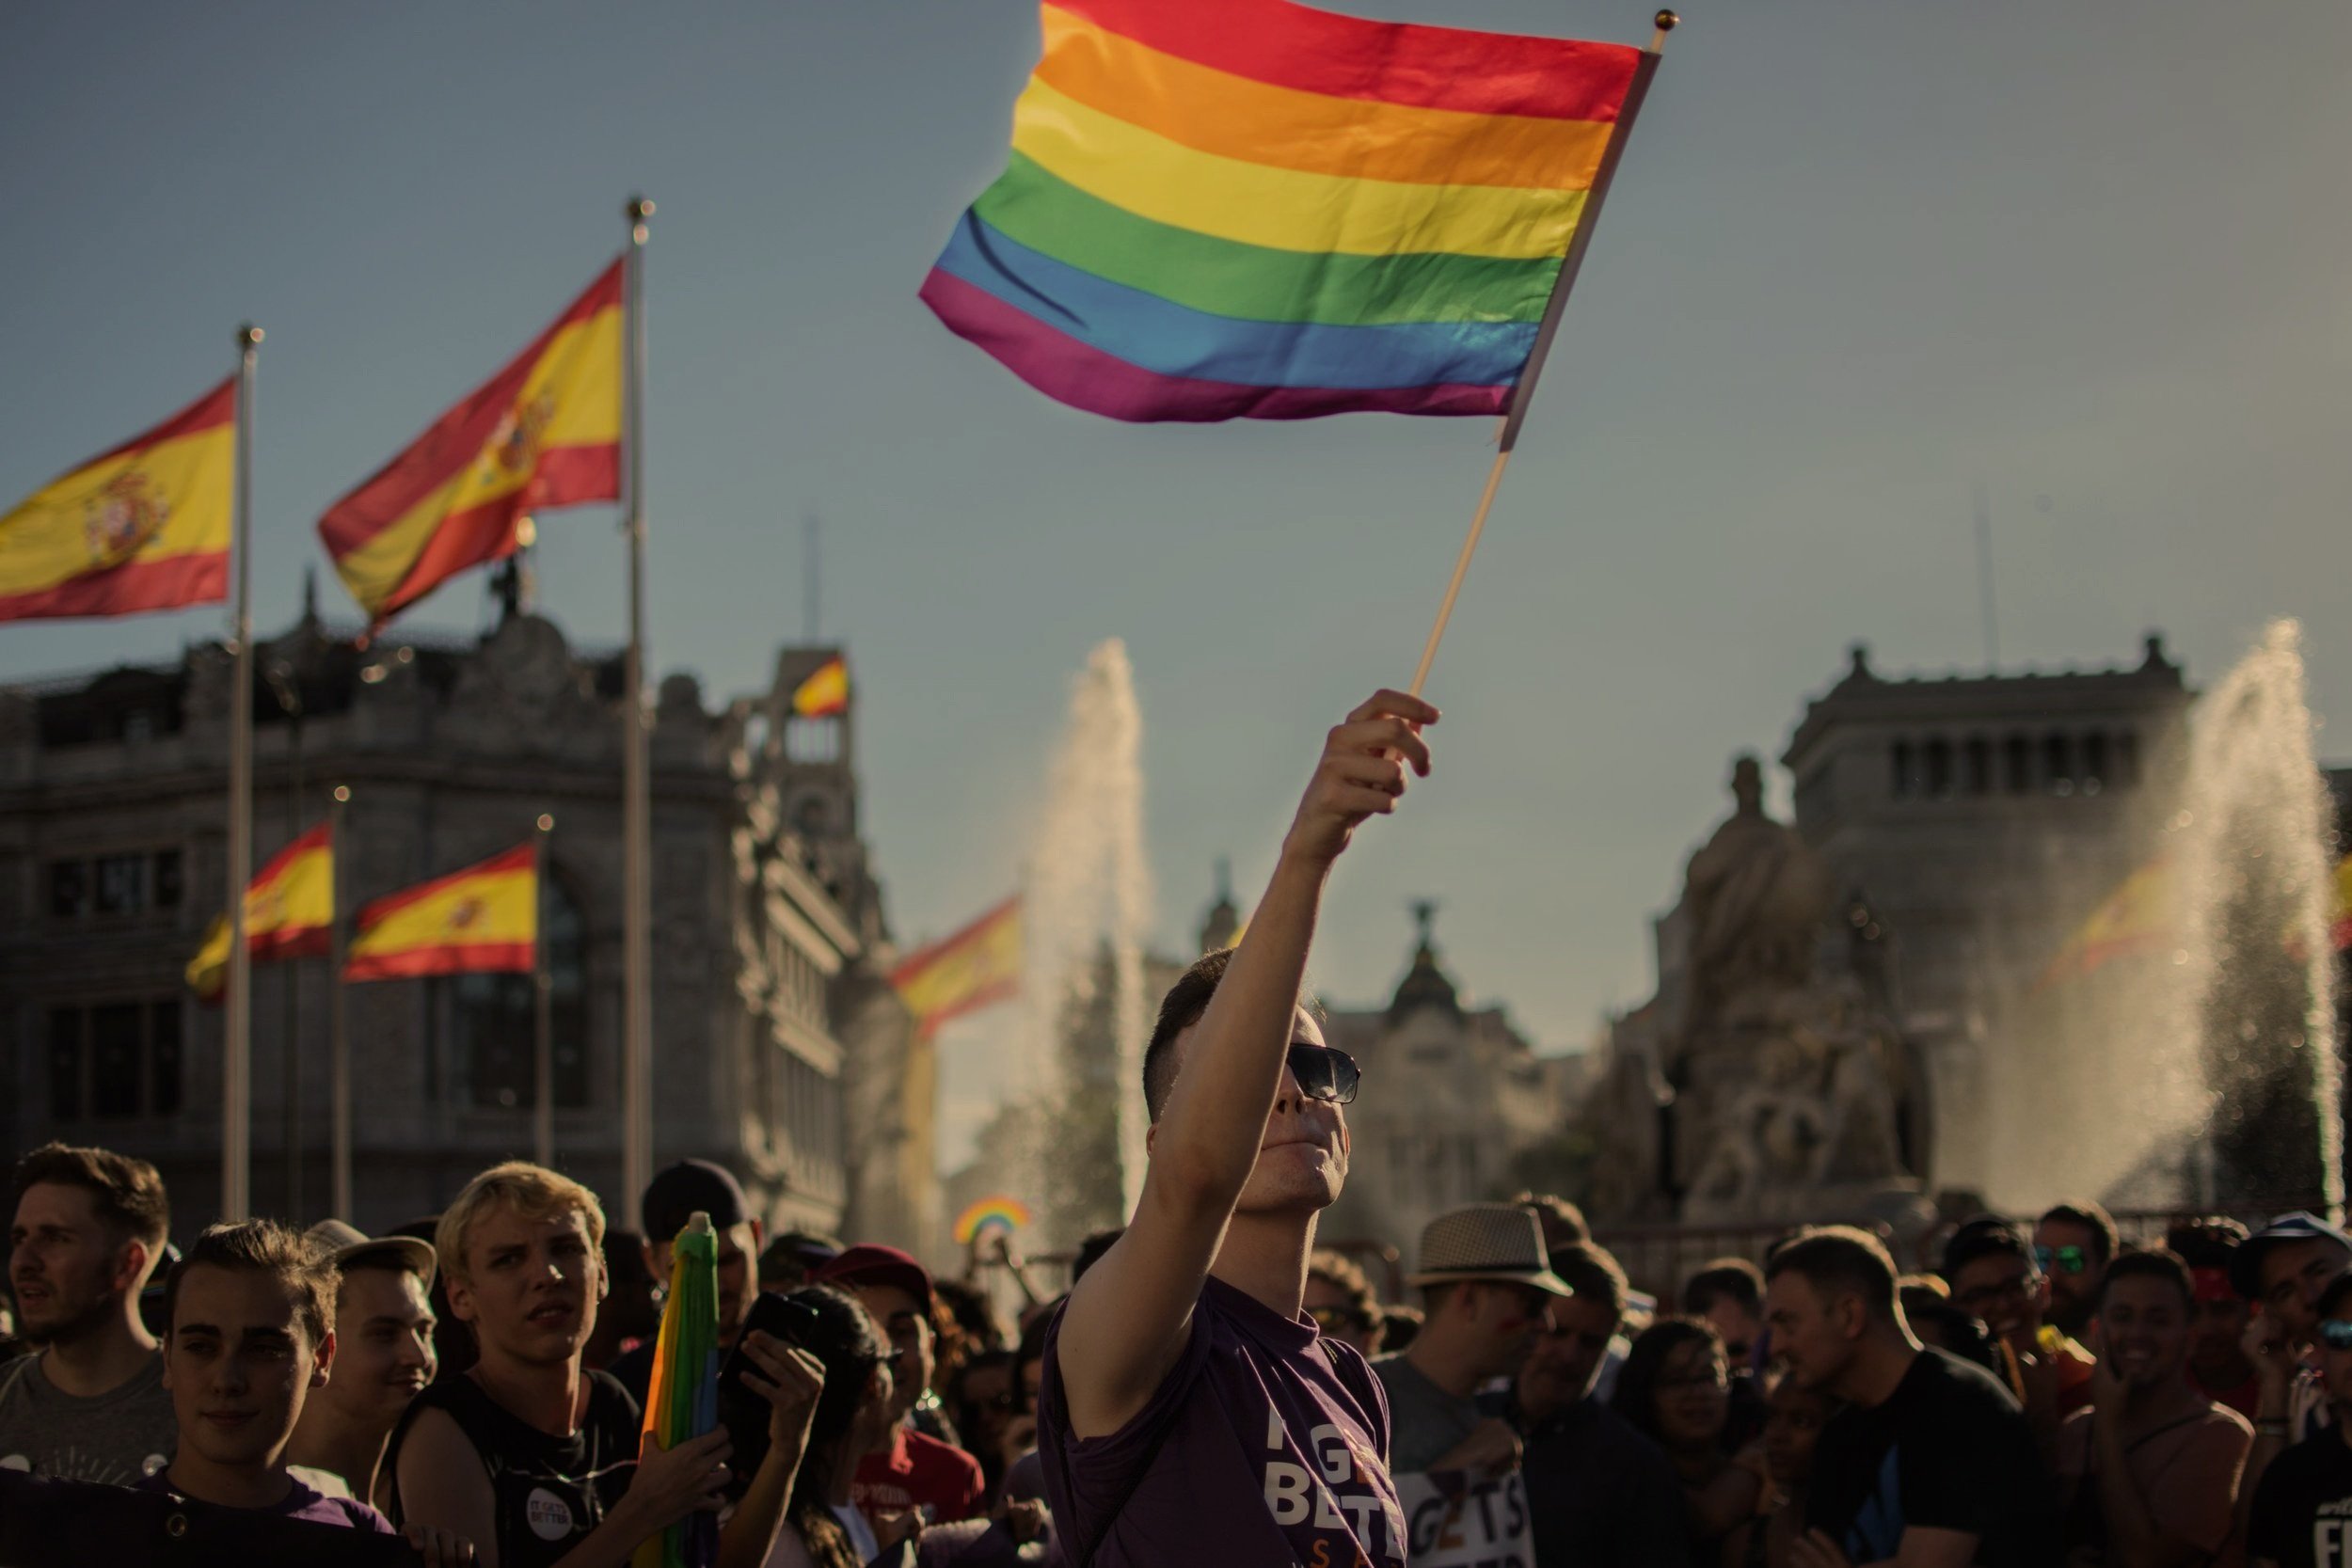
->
[[2035, 857, 2176, 990], [2334, 855, 2352, 952], [0, 379, 234, 622], [186, 823, 336, 1001], [791, 655, 850, 718], [317, 262, 623, 626], [345, 843, 537, 982], [892, 896, 1022, 1036]]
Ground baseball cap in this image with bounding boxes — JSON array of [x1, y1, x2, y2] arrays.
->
[[304, 1218, 438, 1291], [2231, 1212, 2352, 1300], [1406, 1204, 1573, 1295], [642, 1159, 751, 1243], [812, 1243, 934, 1309]]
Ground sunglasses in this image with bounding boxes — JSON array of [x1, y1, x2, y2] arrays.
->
[[2035, 1245, 2090, 1276], [1288, 1043, 1360, 1105], [1308, 1306, 1375, 1335], [2319, 1320, 2352, 1352]]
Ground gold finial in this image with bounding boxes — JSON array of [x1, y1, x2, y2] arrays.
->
[[1655, 9, 1679, 30], [236, 323, 263, 349], [627, 194, 654, 243], [536, 813, 555, 832], [332, 784, 351, 804]]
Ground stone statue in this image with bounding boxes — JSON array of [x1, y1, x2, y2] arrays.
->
[[1680, 755, 1836, 1029]]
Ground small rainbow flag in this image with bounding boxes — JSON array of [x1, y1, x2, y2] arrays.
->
[[922, 0, 1654, 425], [634, 1213, 721, 1568], [954, 1196, 1033, 1246]]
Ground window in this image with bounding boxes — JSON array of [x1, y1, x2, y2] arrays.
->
[[2043, 733, 2075, 795], [2115, 731, 2140, 789], [1891, 741, 1915, 800], [785, 718, 840, 766], [1963, 738, 1992, 796], [2081, 733, 2109, 794], [47, 1001, 182, 1120], [48, 861, 88, 919], [1923, 739, 1953, 798], [2005, 736, 2035, 795], [153, 850, 183, 909], [451, 879, 591, 1110], [96, 854, 145, 914]]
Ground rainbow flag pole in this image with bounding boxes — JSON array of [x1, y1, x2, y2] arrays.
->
[[636, 1212, 722, 1568], [1406, 9, 1677, 696]]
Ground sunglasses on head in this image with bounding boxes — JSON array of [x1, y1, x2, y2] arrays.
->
[[1287, 1043, 1360, 1105], [2319, 1320, 2352, 1352], [2035, 1244, 2089, 1276]]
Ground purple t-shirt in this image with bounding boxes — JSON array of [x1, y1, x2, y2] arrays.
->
[[136, 1467, 402, 1533], [1039, 1275, 1406, 1567]]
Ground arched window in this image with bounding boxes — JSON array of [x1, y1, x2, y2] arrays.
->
[[452, 877, 591, 1110]]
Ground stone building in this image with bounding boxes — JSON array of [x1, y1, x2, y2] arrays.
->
[[0, 602, 935, 1249], [1306, 903, 1571, 1276], [1583, 636, 2195, 1219]]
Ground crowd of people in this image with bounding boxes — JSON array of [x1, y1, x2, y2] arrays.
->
[[6, 692, 2352, 1568]]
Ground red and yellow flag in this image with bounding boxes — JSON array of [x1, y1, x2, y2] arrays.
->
[[2036, 858, 2176, 990], [345, 843, 537, 982], [185, 823, 336, 1000], [891, 896, 1022, 1036], [2331, 854, 2352, 952], [0, 379, 234, 622], [317, 262, 623, 626], [791, 655, 850, 718]]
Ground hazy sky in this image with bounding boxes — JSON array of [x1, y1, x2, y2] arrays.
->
[[7, 4, 2349, 1170]]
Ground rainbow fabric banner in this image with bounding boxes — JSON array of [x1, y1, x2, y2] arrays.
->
[[634, 1214, 721, 1568], [921, 0, 1650, 424], [953, 1196, 1033, 1246]]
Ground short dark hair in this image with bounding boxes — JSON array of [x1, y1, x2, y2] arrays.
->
[[2166, 1219, 2249, 1272], [1513, 1193, 1591, 1247], [1141, 949, 1323, 1120], [12, 1142, 169, 1251], [1941, 1216, 2034, 1283], [1549, 1242, 1629, 1316], [2098, 1247, 2193, 1311], [1766, 1227, 1899, 1318], [1683, 1258, 1764, 1318], [165, 1219, 338, 1348], [1381, 1304, 1424, 1353], [2040, 1202, 2120, 1267], [1610, 1317, 1724, 1443]]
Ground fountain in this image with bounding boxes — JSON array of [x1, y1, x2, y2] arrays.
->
[[1980, 619, 2342, 1214], [1017, 639, 1154, 1247]]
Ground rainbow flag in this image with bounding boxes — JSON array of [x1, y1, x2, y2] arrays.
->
[[186, 822, 336, 1001], [953, 1196, 1033, 1246], [634, 1214, 721, 1568], [921, 0, 1653, 424], [344, 842, 537, 982], [0, 378, 234, 621], [317, 261, 622, 627]]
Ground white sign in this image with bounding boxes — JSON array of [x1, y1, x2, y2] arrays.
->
[[1394, 1468, 1533, 1568]]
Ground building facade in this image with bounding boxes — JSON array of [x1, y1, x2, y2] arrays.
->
[[0, 606, 935, 1250]]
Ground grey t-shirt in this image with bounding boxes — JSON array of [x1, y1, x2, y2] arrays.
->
[[0, 1347, 178, 1485], [1372, 1354, 1482, 1476]]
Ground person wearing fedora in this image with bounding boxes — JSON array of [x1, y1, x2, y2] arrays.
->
[[1038, 689, 1437, 1568], [284, 1219, 441, 1510], [1375, 1205, 1567, 1477]]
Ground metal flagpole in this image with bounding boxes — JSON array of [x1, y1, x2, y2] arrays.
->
[[533, 813, 556, 1168], [224, 323, 262, 1222], [1406, 11, 1676, 698], [621, 196, 656, 1208], [328, 784, 352, 1218]]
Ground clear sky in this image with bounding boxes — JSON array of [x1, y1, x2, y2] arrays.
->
[[7, 3, 2349, 1169]]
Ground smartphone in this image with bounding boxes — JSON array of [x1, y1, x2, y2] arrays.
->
[[716, 1291, 822, 1405]]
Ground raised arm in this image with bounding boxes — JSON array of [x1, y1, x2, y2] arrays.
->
[[1055, 689, 1436, 1439]]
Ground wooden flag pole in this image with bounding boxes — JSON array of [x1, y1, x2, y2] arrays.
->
[[1405, 10, 1676, 699], [224, 323, 262, 1222], [620, 196, 655, 1207], [532, 813, 556, 1169]]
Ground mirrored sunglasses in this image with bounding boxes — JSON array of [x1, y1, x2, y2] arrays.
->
[[1287, 1043, 1360, 1105], [2035, 1244, 2090, 1276], [1308, 1306, 1375, 1334]]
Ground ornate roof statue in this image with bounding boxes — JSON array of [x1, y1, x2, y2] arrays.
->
[[1679, 754, 1836, 1033]]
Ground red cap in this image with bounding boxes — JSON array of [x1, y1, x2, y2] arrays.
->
[[811, 1243, 933, 1309]]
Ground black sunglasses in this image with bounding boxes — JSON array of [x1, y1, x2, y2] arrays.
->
[[1287, 1043, 1360, 1105]]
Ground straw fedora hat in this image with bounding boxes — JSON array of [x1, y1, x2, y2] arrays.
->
[[1406, 1204, 1574, 1295]]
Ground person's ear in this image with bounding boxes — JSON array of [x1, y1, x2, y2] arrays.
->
[[312, 1328, 337, 1388], [114, 1238, 151, 1296], [444, 1275, 479, 1325], [1145, 1123, 1158, 1157]]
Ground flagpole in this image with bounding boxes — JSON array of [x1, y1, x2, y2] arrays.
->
[[328, 784, 353, 1219], [224, 323, 262, 1222], [1406, 11, 1675, 698], [533, 813, 556, 1169], [621, 196, 656, 1208]]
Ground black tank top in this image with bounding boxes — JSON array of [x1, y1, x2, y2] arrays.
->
[[383, 1369, 641, 1568]]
